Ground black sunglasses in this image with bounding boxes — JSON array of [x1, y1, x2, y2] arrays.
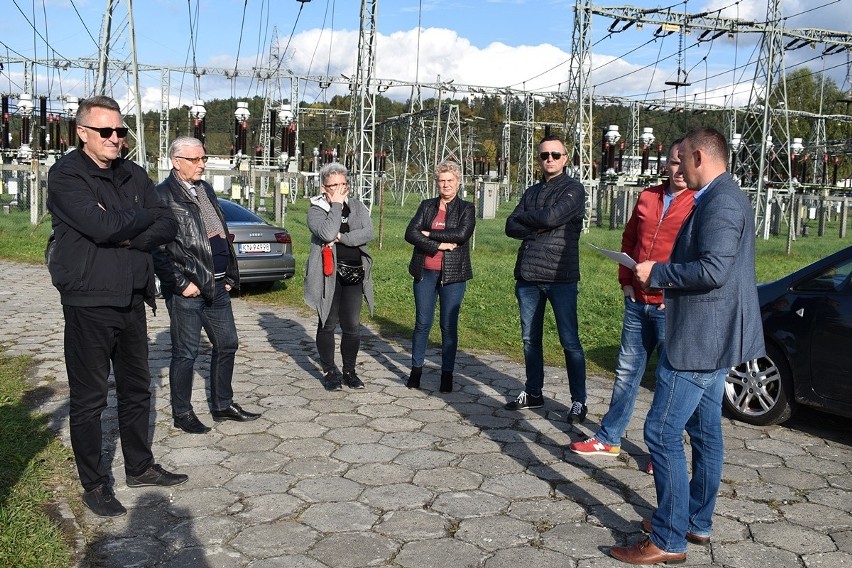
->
[[79, 125, 129, 139], [539, 152, 564, 161]]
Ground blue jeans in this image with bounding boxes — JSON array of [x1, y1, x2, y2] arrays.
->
[[515, 280, 586, 403], [644, 353, 726, 553], [596, 298, 666, 447], [411, 270, 467, 371], [165, 280, 239, 416]]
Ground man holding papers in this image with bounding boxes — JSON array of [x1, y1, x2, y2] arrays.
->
[[570, 139, 695, 464]]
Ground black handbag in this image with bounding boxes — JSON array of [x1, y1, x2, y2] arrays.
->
[[336, 261, 365, 285]]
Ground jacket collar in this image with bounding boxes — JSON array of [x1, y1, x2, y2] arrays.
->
[[310, 194, 349, 212]]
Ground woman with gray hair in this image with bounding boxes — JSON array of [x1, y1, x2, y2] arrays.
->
[[304, 163, 375, 390], [404, 160, 475, 393]]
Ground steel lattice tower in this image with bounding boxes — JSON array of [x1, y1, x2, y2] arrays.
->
[[344, 0, 378, 209], [96, 0, 146, 167], [567, 0, 594, 232], [736, 0, 794, 239], [401, 85, 430, 205]]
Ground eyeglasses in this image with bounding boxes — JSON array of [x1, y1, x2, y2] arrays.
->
[[539, 152, 564, 161], [323, 183, 348, 191], [79, 125, 129, 139], [175, 155, 209, 164]]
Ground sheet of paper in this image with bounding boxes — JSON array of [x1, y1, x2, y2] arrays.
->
[[587, 243, 636, 269]]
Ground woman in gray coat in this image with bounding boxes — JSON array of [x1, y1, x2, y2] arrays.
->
[[304, 163, 375, 390]]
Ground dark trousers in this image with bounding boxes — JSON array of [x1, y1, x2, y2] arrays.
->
[[316, 279, 363, 373], [63, 302, 154, 491], [165, 280, 238, 416]]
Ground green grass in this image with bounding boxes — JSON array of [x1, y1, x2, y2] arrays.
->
[[0, 351, 76, 568], [0, 209, 53, 264], [252, 193, 851, 377]]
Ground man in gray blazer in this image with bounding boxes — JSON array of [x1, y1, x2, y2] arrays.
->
[[611, 127, 765, 565]]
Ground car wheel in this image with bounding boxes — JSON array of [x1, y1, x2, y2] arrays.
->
[[724, 343, 797, 426]]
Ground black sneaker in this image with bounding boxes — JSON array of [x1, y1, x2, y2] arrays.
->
[[322, 369, 343, 391], [567, 401, 588, 424], [127, 464, 189, 488], [82, 485, 127, 517], [505, 391, 544, 410], [343, 370, 365, 389]]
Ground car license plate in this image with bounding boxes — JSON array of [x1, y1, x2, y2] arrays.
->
[[240, 243, 271, 253]]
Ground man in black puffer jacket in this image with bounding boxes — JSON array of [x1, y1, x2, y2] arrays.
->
[[47, 95, 186, 518], [504, 134, 589, 424]]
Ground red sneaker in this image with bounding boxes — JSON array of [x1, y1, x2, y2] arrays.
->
[[569, 438, 621, 456]]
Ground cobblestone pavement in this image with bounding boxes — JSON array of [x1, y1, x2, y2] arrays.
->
[[4, 260, 852, 567]]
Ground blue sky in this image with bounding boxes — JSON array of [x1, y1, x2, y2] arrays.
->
[[2, 0, 850, 113]]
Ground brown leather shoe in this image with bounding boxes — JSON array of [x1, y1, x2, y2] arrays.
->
[[641, 519, 711, 545], [610, 536, 686, 565]]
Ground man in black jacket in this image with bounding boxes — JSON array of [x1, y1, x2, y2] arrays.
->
[[504, 135, 589, 424], [47, 95, 187, 518], [153, 136, 260, 435]]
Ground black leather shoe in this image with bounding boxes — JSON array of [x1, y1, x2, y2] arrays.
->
[[127, 463, 188, 487], [82, 485, 126, 517], [211, 402, 261, 422], [173, 411, 211, 434]]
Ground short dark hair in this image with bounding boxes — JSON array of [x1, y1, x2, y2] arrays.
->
[[539, 134, 566, 147], [538, 135, 567, 155], [684, 127, 727, 163], [76, 95, 121, 125]]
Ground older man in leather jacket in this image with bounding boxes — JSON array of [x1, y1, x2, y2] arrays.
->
[[153, 136, 261, 434]]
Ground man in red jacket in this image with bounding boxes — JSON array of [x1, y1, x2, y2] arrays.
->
[[569, 140, 695, 464]]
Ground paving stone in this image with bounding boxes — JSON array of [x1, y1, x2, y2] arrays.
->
[[6, 260, 852, 568], [376, 509, 449, 539], [430, 490, 509, 518], [308, 532, 399, 567], [230, 521, 319, 557], [456, 515, 538, 550], [224, 472, 297, 496], [483, 546, 573, 568], [344, 462, 414, 486], [394, 538, 486, 568], [237, 492, 306, 522], [712, 539, 803, 568], [159, 516, 245, 549], [332, 442, 401, 463], [290, 476, 364, 502], [750, 520, 837, 554], [299, 501, 379, 532]]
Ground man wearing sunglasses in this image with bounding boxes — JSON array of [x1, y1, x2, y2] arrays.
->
[[153, 136, 261, 435], [504, 135, 589, 425], [47, 95, 186, 517]]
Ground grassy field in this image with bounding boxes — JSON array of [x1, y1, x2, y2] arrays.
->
[[0, 351, 76, 568], [5, 197, 848, 376], [252, 192, 851, 376]]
